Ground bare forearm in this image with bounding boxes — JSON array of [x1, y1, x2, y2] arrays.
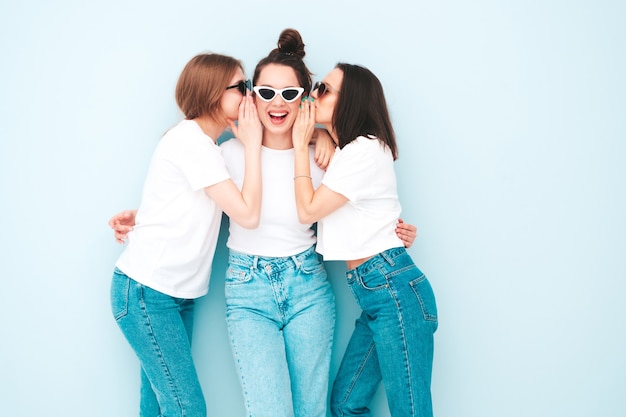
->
[[294, 146, 316, 223], [239, 148, 262, 228]]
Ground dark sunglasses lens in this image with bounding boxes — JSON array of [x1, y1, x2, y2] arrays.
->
[[282, 89, 300, 101], [237, 82, 246, 95], [257, 88, 276, 100], [317, 82, 327, 97]]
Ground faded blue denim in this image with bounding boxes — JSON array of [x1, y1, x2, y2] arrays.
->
[[111, 268, 206, 417], [331, 247, 438, 417], [225, 245, 335, 417]]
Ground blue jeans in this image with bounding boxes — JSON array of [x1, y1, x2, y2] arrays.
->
[[330, 247, 438, 417], [111, 268, 206, 417], [225, 245, 336, 417]]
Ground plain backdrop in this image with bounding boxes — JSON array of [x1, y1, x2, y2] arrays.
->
[[1, 1, 625, 416]]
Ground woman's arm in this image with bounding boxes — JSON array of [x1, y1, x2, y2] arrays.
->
[[205, 94, 263, 229], [292, 99, 347, 224]]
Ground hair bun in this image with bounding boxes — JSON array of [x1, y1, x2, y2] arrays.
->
[[274, 28, 306, 59]]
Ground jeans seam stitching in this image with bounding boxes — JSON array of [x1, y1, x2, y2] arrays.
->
[[139, 295, 186, 415]]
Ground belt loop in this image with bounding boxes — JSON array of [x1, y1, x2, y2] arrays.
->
[[252, 256, 259, 270], [291, 255, 301, 269], [381, 249, 395, 266]]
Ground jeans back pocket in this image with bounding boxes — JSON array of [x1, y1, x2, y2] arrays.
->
[[110, 268, 130, 321], [410, 275, 438, 325]]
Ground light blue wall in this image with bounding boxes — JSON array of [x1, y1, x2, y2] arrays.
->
[[1, 1, 624, 416]]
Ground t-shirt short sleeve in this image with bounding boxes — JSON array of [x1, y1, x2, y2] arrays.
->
[[322, 138, 375, 202], [179, 140, 230, 192]]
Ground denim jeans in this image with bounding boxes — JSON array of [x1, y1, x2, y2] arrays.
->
[[330, 247, 438, 417], [225, 245, 335, 417], [111, 268, 206, 417]]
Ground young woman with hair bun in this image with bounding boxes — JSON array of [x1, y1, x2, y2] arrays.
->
[[222, 29, 416, 417], [220, 28, 335, 417]]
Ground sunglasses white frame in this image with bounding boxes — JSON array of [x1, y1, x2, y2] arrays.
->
[[252, 86, 305, 103]]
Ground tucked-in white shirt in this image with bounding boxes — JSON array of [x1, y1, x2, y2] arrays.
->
[[116, 120, 230, 298], [317, 136, 403, 260], [221, 138, 324, 257]]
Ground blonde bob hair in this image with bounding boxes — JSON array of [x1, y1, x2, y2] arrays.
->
[[175, 53, 244, 124]]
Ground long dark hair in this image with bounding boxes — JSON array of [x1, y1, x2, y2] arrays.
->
[[333, 63, 398, 160], [253, 28, 312, 93]]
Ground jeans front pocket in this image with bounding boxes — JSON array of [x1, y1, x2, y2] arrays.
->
[[358, 266, 389, 291], [225, 263, 252, 286], [111, 268, 130, 321], [298, 252, 326, 276]]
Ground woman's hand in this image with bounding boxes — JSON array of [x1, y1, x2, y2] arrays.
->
[[230, 93, 263, 149], [108, 209, 137, 244], [312, 128, 335, 170], [396, 218, 418, 248], [293, 97, 316, 151]]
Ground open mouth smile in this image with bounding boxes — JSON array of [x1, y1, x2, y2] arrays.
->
[[269, 111, 288, 123]]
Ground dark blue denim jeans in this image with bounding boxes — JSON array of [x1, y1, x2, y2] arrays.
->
[[111, 268, 206, 417], [331, 247, 438, 417]]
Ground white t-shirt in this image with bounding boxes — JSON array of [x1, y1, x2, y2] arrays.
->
[[221, 138, 324, 257], [317, 136, 404, 260], [115, 120, 231, 299]]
